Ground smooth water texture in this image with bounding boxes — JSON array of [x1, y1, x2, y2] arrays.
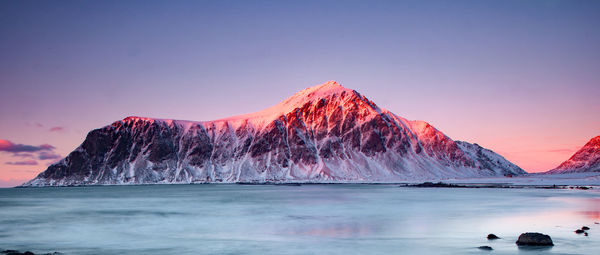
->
[[0, 185, 599, 254]]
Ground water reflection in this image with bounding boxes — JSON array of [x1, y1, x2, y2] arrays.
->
[[580, 197, 600, 221], [580, 211, 600, 221], [286, 221, 380, 238], [548, 196, 600, 221], [516, 245, 553, 251], [1, 185, 599, 255]]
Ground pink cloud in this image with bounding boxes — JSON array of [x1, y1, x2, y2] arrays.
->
[[5, 160, 38, 165], [49, 126, 64, 132], [9, 169, 39, 173], [39, 144, 55, 150], [12, 152, 35, 158], [547, 149, 576, 154], [0, 139, 54, 153], [25, 122, 44, 128], [1, 139, 60, 166]]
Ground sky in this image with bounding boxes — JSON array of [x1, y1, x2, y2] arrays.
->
[[1, 0, 599, 187]]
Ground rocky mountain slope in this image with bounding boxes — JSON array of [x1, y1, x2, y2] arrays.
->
[[546, 136, 600, 173], [24, 81, 525, 186]]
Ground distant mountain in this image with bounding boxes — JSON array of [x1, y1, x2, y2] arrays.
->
[[23, 81, 525, 186], [546, 136, 600, 174]]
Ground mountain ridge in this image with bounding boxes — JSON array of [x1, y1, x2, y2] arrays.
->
[[23, 81, 525, 186], [546, 135, 600, 173]]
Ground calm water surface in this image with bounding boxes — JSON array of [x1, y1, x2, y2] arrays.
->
[[0, 185, 599, 254]]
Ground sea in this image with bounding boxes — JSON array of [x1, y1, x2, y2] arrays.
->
[[1, 184, 598, 254]]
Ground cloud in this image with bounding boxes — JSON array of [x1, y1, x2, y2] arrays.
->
[[39, 144, 55, 150], [0, 139, 55, 153], [12, 152, 35, 158], [5, 160, 38, 165], [38, 151, 62, 160], [49, 126, 64, 132], [546, 146, 580, 154], [25, 122, 44, 128], [547, 149, 576, 153], [1, 139, 61, 167], [9, 169, 39, 173]]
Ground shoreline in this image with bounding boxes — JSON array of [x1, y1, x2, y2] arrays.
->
[[9, 181, 599, 190]]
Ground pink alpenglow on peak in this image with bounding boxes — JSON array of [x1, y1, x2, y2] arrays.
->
[[23, 81, 525, 186], [119, 81, 376, 128], [210, 81, 380, 127], [293, 80, 350, 100], [546, 136, 600, 173]]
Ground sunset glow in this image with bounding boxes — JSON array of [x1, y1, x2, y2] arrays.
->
[[1, 0, 599, 187]]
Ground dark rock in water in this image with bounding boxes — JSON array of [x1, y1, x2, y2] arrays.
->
[[575, 229, 585, 234], [1, 250, 61, 255], [487, 233, 500, 240], [581, 226, 590, 231], [478, 246, 493, 250], [410, 182, 467, 188], [274, 183, 302, 186], [516, 232, 554, 246], [2, 251, 34, 255], [584, 232, 589, 236]]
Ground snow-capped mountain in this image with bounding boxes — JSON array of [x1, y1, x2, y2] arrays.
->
[[546, 136, 600, 173], [24, 81, 525, 186]]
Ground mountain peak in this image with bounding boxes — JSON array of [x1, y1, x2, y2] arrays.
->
[[25, 80, 527, 186], [292, 80, 352, 99], [319, 80, 343, 89], [215, 81, 359, 125], [547, 135, 600, 173], [122, 116, 154, 122], [589, 136, 600, 145]]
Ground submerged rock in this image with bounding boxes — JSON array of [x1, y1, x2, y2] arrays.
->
[[516, 232, 554, 246], [487, 233, 500, 240], [1, 250, 61, 255], [410, 182, 467, 188], [478, 246, 493, 250], [2, 251, 34, 255]]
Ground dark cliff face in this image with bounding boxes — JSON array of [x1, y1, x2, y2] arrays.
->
[[26, 82, 525, 186]]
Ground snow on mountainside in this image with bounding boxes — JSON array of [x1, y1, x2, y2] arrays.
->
[[23, 81, 526, 186], [546, 136, 600, 173], [454, 141, 523, 176]]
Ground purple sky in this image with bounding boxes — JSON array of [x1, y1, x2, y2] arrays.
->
[[1, 0, 599, 186]]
